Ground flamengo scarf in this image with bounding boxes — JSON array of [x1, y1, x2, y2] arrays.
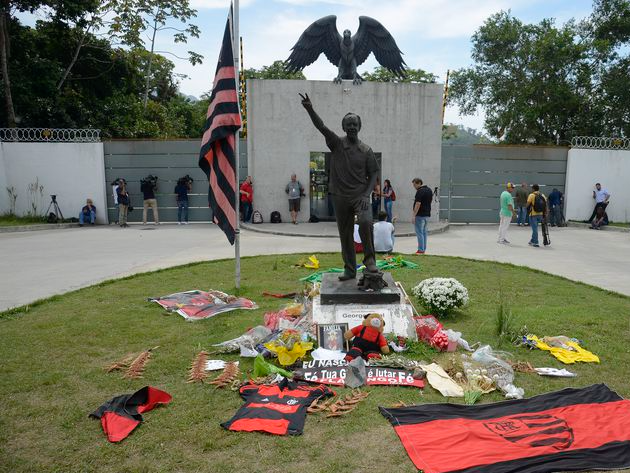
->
[[380, 384, 630, 473]]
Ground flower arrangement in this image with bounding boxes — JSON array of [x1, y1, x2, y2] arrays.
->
[[411, 277, 469, 317]]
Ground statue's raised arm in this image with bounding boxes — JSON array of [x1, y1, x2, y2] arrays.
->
[[299, 93, 337, 144]]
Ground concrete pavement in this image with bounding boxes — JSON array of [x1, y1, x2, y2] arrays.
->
[[0, 222, 628, 311]]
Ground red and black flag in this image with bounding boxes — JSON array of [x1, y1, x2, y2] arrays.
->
[[198, 6, 242, 245], [380, 384, 630, 473], [90, 386, 172, 442]]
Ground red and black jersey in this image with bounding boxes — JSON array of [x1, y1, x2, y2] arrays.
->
[[380, 384, 630, 473], [89, 386, 172, 442], [221, 378, 334, 435]]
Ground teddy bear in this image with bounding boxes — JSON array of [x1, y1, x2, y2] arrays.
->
[[343, 313, 390, 361]]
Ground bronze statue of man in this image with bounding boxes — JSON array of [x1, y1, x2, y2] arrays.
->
[[300, 93, 382, 285]]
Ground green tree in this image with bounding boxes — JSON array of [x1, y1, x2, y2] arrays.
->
[[108, 0, 202, 108], [363, 66, 437, 83], [243, 60, 305, 80], [587, 0, 630, 136], [449, 11, 594, 144]]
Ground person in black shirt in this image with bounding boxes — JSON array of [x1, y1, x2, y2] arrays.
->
[[140, 176, 159, 225], [412, 178, 433, 254], [174, 177, 191, 225]]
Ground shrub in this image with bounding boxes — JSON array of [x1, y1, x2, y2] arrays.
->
[[411, 277, 469, 317]]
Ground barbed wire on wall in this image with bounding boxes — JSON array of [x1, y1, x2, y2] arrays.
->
[[0, 128, 101, 143], [571, 136, 630, 150]]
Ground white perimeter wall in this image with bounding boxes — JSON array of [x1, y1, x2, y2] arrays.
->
[[565, 148, 630, 222], [247, 79, 443, 223], [0, 142, 108, 223]]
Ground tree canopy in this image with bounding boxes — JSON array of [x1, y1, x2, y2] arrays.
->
[[363, 66, 437, 83], [243, 60, 305, 80], [449, 1, 630, 144]]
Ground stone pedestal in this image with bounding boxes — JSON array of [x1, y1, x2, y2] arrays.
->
[[320, 272, 400, 305], [313, 272, 417, 340]]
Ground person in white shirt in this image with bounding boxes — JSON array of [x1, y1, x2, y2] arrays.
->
[[586, 182, 611, 222], [373, 211, 395, 253]]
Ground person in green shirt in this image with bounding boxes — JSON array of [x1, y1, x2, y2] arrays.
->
[[498, 182, 516, 244]]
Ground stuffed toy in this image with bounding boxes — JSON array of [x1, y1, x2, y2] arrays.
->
[[344, 313, 390, 361]]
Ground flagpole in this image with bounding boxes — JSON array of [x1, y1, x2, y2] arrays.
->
[[232, 0, 241, 290]]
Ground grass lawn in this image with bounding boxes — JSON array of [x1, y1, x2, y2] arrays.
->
[[609, 222, 630, 228], [0, 214, 48, 226], [1, 253, 629, 473]]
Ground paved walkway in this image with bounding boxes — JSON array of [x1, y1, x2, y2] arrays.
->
[[0, 223, 628, 311]]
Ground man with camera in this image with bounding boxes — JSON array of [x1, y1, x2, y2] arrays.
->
[[141, 175, 160, 225], [175, 175, 193, 225]]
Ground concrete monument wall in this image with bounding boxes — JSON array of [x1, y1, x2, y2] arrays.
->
[[565, 148, 630, 222], [0, 142, 108, 223], [247, 79, 443, 223]]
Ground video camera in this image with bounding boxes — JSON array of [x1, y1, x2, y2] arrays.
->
[[178, 174, 194, 186], [141, 174, 158, 188]]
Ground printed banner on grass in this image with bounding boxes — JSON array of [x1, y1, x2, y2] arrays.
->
[[294, 360, 424, 388]]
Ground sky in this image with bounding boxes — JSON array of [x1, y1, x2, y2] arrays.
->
[[23, 0, 595, 133], [174, 0, 594, 133]]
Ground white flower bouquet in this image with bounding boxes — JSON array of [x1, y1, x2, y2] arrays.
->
[[411, 277, 469, 317]]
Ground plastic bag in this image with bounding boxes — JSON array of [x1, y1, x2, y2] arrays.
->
[[264, 329, 313, 366], [470, 345, 524, 399], [345, 357, 367, 388], [413, 315, 443, 342], [253, 355, 293, 378], [212, 326, 272, 353]]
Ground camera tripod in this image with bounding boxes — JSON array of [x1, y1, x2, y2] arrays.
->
[[45, 195, 64, 221]]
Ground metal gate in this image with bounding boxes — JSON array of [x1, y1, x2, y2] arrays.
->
[[440, 144, 568, 223], [104, 139, 247, 223]]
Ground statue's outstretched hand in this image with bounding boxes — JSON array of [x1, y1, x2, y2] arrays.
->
[[299, 93, 312, 109]]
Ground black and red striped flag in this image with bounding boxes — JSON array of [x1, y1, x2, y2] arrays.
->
[[380, 384, 630, 473], [199, 8, 242, 245]]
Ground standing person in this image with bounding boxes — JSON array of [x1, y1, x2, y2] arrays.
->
[[585, 183, 611, 223], [285, 174, 304, 225], [174, 176, 191, 225], [240, 176, 253, 223], [498, 182, 516, 244], [371, 177, 381, 220], [79, 198, 96, 226], [141, 175, 160, 225], [412, 178, 432, 255], [382, 179, 394, 222], [515, 182, 529, 226], [111, 178, 120, 225], [300, 93, 381, 285], [373, 211, 395, 253], [527, 184, 547, 248], [547, 188, 563, 227], [116, 179, 130, 228]]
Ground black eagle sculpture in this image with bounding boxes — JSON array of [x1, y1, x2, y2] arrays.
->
[[285, 15, 407, 84]]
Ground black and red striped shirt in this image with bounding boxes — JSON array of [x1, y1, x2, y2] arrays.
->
[[221, 379, 333, 435]]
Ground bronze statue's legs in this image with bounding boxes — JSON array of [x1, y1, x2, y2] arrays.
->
[[356, 204, 377, 272], [333, 195, 357, 278], [333, 195, 378, 279]]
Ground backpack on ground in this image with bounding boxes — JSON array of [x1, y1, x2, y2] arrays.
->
[[252, 210, 263, 224], [390, 189, 396, 201], [309, 213, 320, 223], [533, 193, 546, 213], [270, 211, 282, 223]]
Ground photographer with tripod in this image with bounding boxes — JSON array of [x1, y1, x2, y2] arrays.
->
[[175, 175, 193, 225], [141, 175, 160, 225], [116, 179, 130, 228]]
